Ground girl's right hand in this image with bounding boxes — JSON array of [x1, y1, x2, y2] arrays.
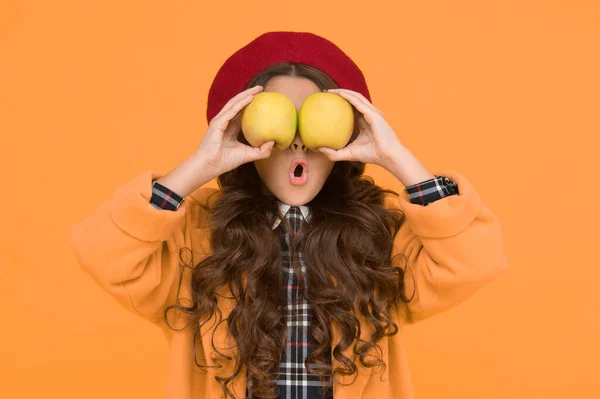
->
[[194, 85, 275, 176]]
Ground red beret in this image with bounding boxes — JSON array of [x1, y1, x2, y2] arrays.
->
[[206, 31, 371, 124]]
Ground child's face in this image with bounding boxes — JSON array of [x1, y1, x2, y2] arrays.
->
[[253, 75, 335, 206]]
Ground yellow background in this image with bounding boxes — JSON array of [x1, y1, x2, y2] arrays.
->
[[2, 0, 599, 397]]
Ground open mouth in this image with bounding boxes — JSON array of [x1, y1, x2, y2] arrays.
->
[[289, 159, 308, 186]]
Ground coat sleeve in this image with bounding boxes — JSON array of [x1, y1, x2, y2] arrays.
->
[[67, 169, 216, 327], [389, 169, 510, 324]]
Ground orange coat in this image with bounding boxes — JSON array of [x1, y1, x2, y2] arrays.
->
[[68, 169, 509, 399]]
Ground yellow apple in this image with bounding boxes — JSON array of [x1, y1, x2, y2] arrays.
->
[[241, 92, 297, 150], [298, 92, 355, 150]]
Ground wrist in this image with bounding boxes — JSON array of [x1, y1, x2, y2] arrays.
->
[[384, 146, 436, 187], [188, 151, 222, 185]]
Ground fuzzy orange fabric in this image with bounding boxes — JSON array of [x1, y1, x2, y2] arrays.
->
[[68, 169, 509, 399]]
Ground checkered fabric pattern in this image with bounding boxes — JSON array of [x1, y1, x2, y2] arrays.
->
[[404, 175, 459, 206], [149, 180, 184, 210], [245, 205, 334, 399], [149, 174, 459, 398]]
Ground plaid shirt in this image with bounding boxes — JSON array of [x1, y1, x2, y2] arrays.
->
[[150, 175, 458, 398]]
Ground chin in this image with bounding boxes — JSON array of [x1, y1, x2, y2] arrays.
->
[[276, 193, 313, 207], [273, 183, 321, 206]]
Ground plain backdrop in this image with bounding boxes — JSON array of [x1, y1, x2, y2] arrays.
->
[[1, 0, 599, 398]]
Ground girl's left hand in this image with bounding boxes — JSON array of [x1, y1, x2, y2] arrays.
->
[[317, 88, 404, 169]]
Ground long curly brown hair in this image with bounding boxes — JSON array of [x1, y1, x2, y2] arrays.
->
[[165, 63, 413, 398]]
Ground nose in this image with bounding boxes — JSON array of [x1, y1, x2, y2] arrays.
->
[[290, 131, 306, 152]]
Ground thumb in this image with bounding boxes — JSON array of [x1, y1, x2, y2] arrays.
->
[[317, 147, 339, 161], [251, 141, 275, 160]]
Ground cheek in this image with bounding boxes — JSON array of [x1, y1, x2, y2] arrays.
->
[[311, 156, 335, 180], [254, 149, 280, 170], [254, 155, 285, 182], [253, 159, 271, 182]]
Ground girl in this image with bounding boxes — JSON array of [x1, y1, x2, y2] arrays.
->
[[68, 31, 509, 399]]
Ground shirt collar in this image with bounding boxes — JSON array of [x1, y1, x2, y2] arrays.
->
[[271, 202, 312, 230]]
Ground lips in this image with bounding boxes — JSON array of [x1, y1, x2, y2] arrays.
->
[[289, 159, 308, 186]]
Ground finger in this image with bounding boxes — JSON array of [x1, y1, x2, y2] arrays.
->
[[328, 90, 377, 125], [211, 94, 255, 132], [328, 89, 381, 116], [317, 146, 355, 162], [347, 91, 380, 113], [247, 140, 276, 161], [213, 85, 263, 121], [216, 85, 262, 119], [329, 88, 379, 114], [222, 111, 242, 139], [328, 88, 375, 108]]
